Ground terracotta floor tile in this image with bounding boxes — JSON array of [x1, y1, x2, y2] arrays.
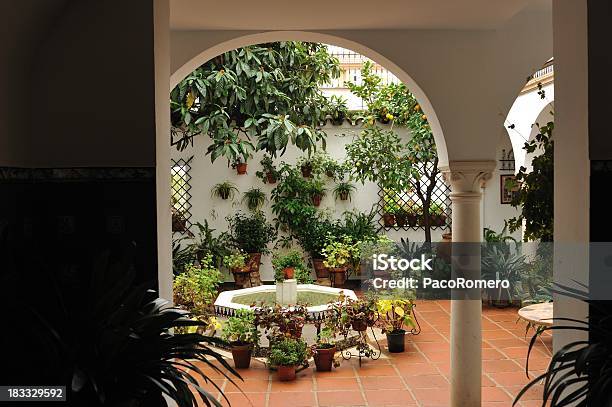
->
[[364, 389, 417, 406], [396, 362, 439, 376], [423, 350, 450, 363], [483, 359, 523, 373], [360, 376, 406, 390], [218, 392, 267, 407], [415, 342, 450, 353], [355, 364, 398, 377], [482, 386, 512, 402], [316, 377, 360, 391], [224, 379, 269, 393], [268, 391, 316, 406], [487, 338, 529, 349], [481, 374, 496, 387], [390, 351, 428, 363], [489, 371, 532, 387], [505, 384, 545, 401], [405, 374, 449, 389], [270, 377, 313, 392], [411, 387, 450, 405], [482, 329, 515, 340], [317, 390, 366, 406], [482, 348, 505, 360]]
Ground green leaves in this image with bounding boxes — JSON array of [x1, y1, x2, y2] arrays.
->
[[171, 42, 340, 160]]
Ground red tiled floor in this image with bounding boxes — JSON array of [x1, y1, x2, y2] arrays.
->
[[196, 301, 552, 406]]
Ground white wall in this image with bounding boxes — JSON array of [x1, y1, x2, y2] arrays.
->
[[173, 121, 515, 281], [482, 131, 522, 240]]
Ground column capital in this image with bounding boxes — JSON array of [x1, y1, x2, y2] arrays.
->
[[440, 160, 495, 193]]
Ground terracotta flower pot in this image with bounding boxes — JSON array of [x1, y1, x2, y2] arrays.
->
[[325, 169, 335, 177], [301, 165, 313, 178], [311, 194, 322, 206], [266, 172, 277, 184], [314, 346, 336, 372], [231, 343, 253, 369], [236, 163, 248, 175], [277, 365, 296, 381], [312, 259, 329, 279], [339, 191, 349, 201], [383, 213, 395, 227], [386, 330, 406, 353], [283, 267, 295, 280]]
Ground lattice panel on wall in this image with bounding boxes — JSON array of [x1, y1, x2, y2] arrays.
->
[[171, 157, 193, 233], [377, 165, 451, 232]]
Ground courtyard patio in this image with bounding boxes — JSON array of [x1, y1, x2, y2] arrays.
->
[[194, 300, 552, 407]]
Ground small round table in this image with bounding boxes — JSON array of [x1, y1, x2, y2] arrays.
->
[[518, 302, 554, 329]]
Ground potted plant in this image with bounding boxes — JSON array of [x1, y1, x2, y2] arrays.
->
[[272, 249, 306, 280], [429, 203, 447, 227], [307, 178, 327, 206], [297, 153, 325, 178], [406, 205, 421, 227], [255, 304, 309, 341], [255, 154, 280, 184], [221, 309, 260, 369], [242, 188, 266, 211], [382, 198, 399, 227], [322, 236, 357, 287], [268, 338, 309, 382], [333, 181, 356, 201], [327, 95, 349, 125], [322, 156, 342, 178], [345, 296, 378, 332], [395, 207, 408, 227], [173, 255, 221, 317], [376, 298, 415, 353], [211, 181, 238, 200], [226, 212, 277, 273], [223, 252, 251, 286], [294, 214, 335, 279], [232, 155, 251, 175], [312, 326, 339, 372]]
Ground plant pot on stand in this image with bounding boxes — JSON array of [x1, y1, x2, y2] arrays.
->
[[386, 330, 406, 353], [230, 342, 253, 369], [283, 267, 295, 280], [313, 345, 336, 372], [351, 318, 368, 332]]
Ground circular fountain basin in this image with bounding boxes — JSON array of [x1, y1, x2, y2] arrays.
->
[[214, 284, 358, 320]]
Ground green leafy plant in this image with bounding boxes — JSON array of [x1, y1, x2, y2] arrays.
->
[[293, 213, 336, 259], [270, 164, 318, 231], [172, 220, 232, 272], [255, 304, 310, 341], [333, 181, 356, 201], [171, 42, 340, 160], [26, 251, 240, 407], [297, 152, 327, 177], [221, 309, 260, 346], [376, 298, 415, 334], [223, 251, 247, 270], [173, 255, 221, 316], [322, 235, 359, 269], [345, 62, 439, 242], [326, 95, 349, 125], [226, 211, 277, 254], [268, 338, 309, 367], [272, 249, 311, 283], [514, 291, 610, 406], [255, 154, 280, 183], [322, 155, 343, 179], [242, 187, 267, 211], [306, 177, 327, 205], [507, 121, 554, 242], [481, 246, 530, 304], [211, 181, 238, 200]]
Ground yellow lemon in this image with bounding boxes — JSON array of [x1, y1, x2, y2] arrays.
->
[[386, 113, 394, 120]]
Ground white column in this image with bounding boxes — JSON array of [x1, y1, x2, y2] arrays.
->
[[442, 161, 495, 407]]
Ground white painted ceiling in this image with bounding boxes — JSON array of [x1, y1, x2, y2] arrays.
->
[[170, 0, 551, 31]]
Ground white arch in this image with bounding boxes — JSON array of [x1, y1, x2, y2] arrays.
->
[[169, 30, 449, 166], [504, 81, 554, 171]]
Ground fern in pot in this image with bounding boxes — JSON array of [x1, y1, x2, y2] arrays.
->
[[333, 181, 356, 201], [211, 181, 238, 200], [242, 188, 266, 211]]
